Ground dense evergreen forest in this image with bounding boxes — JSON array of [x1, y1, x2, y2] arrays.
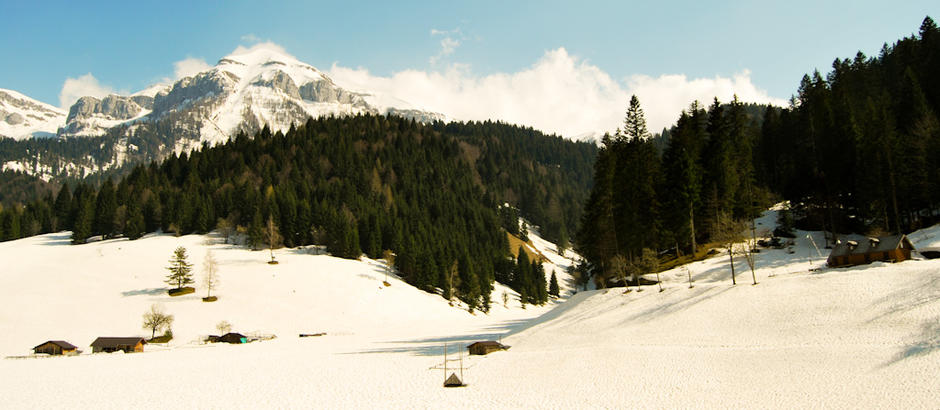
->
[[578, 17, 940, 287], [0, 115, 596, 309]]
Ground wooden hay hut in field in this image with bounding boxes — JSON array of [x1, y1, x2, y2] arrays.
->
[[219, 332, 248, 344], [443, 372, 464, 387], [32, 340, 78, 356], [90, 337, 146, 353], [467, 341, 509, 355], [827, 235, 915, 267]]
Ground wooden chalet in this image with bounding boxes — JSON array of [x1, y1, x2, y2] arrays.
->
[[32, 340, 78, 356], [827, 235, 915, 268], [219, 332, 248, 344], [90, 337, 146, 353], [467, 341, 509, 355]]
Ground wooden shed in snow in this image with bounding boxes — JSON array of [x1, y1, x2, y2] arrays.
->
[[33, 340, 78, 356], [90, 337, 146, 353], [219, 332, 248, 344], [467, 341, 509, 355], [827, 235, 915, 267]]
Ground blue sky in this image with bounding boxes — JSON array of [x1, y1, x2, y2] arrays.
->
[[1, 1, 937, 135]]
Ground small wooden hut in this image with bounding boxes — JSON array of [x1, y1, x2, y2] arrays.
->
[[443, 373, 464, 387], [219, 332, 248, 344], [90, 337, 146, 353], [827, 235, 915, 267], [32, 340, 78, 356], [467, 341, 509, 355]]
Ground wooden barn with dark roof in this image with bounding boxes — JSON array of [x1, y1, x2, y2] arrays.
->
[[90, 337, 146, 353], [219, 332, 248, 344], [827, 235, 915, 267], [467, 341, 509, 355], [33, 340, 78, 356]]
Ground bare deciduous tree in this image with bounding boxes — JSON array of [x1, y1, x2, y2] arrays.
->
[[710, 212, 747, 285], [216, 320, 232, 334], [609, 255, 629, 293], [203, 250, 220, 299], [142, 304, 174, 340], [264, 217, 282, 264], [635, 248, 661, 292], [382, 249, 395, 286]]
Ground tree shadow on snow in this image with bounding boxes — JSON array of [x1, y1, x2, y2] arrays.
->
[[616, 285, 735, 325], [34, 232, 74, 246], [866, 274, 940, 324], [880, 320, 940, 367], [341, 322, 529, 357], [121, 287, 166, 297]]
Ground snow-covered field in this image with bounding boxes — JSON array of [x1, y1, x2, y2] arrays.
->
[[1, 211, 937, 408]]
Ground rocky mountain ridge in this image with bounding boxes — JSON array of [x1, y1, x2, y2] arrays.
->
[[0, 45, 446, 181]]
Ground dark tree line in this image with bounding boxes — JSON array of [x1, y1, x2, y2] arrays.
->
[[759, 16, 940, 238], [577, 16, 940, 285], [0, 114, 595, 310]]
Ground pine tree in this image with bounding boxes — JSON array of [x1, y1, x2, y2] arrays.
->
[[622, 95, 651, 141], [248, 210, 264, 250], [71, 195, 94, 244], [94, 178, 117, 238], [549, 271, 560, 297], [165, 246, 194, 290], [125, 204, 146, 240], [53, 184, 72, 231]]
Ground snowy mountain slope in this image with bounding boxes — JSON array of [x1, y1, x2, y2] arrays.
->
[[1, 213, 936, 408], [0, 88, 67, 140]]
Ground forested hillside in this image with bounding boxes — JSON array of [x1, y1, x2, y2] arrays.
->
[[0, 115, 596, 308], [578, 16, 940, 285]]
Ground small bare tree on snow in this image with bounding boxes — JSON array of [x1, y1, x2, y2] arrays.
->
[[634, 248, 661, 292], [203, 250, 220, 299], [382, 249, 395, 286], [142, 304, 174, 340], [710, 212, 747, 285], [264, 216, 282, 264], [216, 320, 232, 334], [609, 254, 629, 293]]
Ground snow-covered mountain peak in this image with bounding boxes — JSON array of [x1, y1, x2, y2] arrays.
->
[[0, 88, 67, 140], [214, 44, 325, 88]]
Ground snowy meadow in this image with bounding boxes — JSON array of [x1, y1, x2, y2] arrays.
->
[[1, 212, 938, 408]]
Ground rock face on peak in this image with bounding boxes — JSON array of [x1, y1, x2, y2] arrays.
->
[[151, 71, 238, 115], [251, 70, 301, 99], [60, 95, 151, 137]]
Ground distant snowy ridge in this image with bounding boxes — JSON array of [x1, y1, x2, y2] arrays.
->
[[0, 88, 66, 140], [0, 45, 447, 181], [7, 45, 445, 142]]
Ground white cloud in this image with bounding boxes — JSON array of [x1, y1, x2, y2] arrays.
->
[[626, 70, 788, 133], [328, 47, 787, 138], [173, 57, 212, 80], [429, 28, 462, 65], [229, 41, 292, 59], [241, 33, 261, 43], [58, 73, 116, 109]]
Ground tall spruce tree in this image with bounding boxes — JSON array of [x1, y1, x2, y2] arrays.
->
[[165, 246, 194, 290], [94, 178, 117, 238]]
